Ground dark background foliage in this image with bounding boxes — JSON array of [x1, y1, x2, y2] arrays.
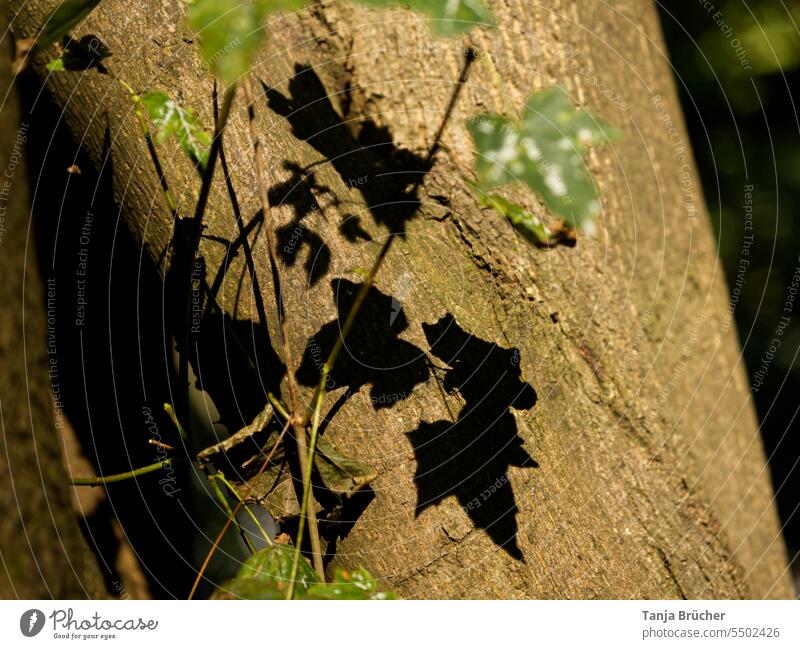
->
[[658, 0, 800, 581]]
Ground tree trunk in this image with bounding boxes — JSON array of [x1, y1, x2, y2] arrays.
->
[[7, 0, 793, 598], [0, 13, 105, 598]]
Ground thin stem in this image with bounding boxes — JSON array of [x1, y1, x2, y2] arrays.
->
[[299, 235, 395, 429], [241, 74, 324, 579], [163, 403, 188, 442], [178, 84, 237, 426], [188, 416, 291, 600], [207, 471, 256, 554], [70, 460, 173, 487], [240, 75, 300, 411], [286, 389, 326, 599], [198, 274, 290, 419], [287, 234, 393, 599], [148, 439, 175, 453], [425, 47, 476, 167], [214, 473, 273, 547]]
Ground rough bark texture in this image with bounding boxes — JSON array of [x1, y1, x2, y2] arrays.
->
[[0, 14, 105, 598], [7, 0, 793, 598]]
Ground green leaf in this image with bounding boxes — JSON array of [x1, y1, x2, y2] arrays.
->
[[46, 58, 65, 72], [210, 576, 287, 599], [314, 435, 378, 499], [478, 192, 551, 245], [46, 34, 110, 73], [140, 91, 212, 169], [355, 0, 493, 36], [238, 544, 317, 590], [467, 86, 622, 231], [260, 0, 307, 10], [37, 0, 103, 49], [187, 0, 278, 86], [304, 568, 397, 600], [211, 544, 318, 599]]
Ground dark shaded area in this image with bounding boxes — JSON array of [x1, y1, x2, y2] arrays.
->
[[295, 278, 430, 407], [25, 85, 195, 597], [405, 315, 538, 559], [658, 1, 800, 579], [24, 79, 286, 598], [55, 34, 111, 73], [164, 89, 287, 438], [263, 64, 430, 235], [319, 487, 376, 569]]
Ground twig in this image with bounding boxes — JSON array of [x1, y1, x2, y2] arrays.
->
[[424, 47, 476, 167], [163, 403, 188, 443], [188, 416, 291, 600], [70, 460, 173, 487], [178, 84, 237, 428], [213, 473, 273, 547], [287, 233, 392, 600], [241, 74, 324, 579], [206, 470, 256, 554], [148, 439, 175, 452]]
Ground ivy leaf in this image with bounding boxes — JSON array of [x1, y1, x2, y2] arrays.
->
[[467, 86, 622, 232], [37, 0, 103, 49], [140, 91, 212, 170], [210, 577, 286, 599], [212, 544, 317, 599], [213, 551, 396, 600], [46, 34, 110, 73], [314, 436, 378, 499], [355, 0, 493, 36], [187, 0, 274, 86], [305, 568, 397, 600]]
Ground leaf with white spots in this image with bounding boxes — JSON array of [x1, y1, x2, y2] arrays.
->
[[305, 568, 397, 600], [212, 546, 396, 599], [140, 91, 212, 170], [212, 544, 316, 599], [467, 86, 621, 231]]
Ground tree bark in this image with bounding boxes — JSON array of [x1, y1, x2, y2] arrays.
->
[[6, 0, 793, 598], [0, 13, 105, 598]]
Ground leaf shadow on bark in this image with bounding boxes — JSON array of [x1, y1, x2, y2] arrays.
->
[[295, 278, 431, 405], [295, 278, 539, 559], [406, 314, 539, 561], [261, 63, 431, 238]]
